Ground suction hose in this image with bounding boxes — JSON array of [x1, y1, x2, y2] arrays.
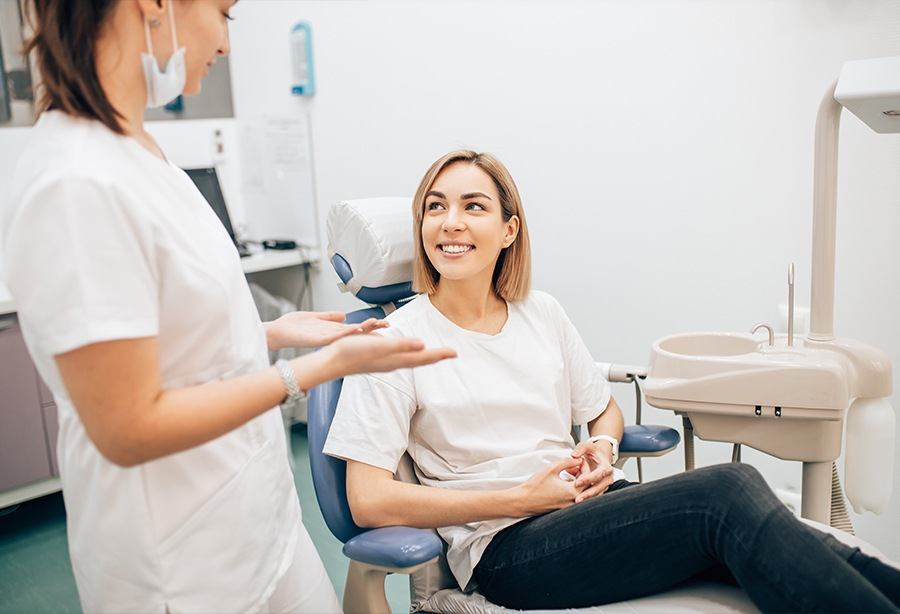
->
[[830, 461, 855, 535]]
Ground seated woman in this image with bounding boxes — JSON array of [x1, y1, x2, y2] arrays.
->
[[324, 150, 899, 612]]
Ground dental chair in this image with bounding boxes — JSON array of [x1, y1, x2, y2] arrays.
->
[[308, 198, 892, 614]]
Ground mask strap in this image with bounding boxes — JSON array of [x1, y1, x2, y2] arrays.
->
[[167, 0, 179, 50], [143, 2, 179, 58], [143, 16, 154, 55]]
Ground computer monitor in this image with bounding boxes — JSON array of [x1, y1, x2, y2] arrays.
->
[[184, 167, 250, 257]]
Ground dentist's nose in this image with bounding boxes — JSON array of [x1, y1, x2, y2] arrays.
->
[[220, 24, 231, 56]]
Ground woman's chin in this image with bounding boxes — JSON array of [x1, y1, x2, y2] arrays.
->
[[433, 266, 480, 283]]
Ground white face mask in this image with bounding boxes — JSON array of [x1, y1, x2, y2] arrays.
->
[[141, 1, 186, 109]]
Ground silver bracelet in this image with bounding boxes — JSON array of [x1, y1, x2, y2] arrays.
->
[[275, 359, 307, 403]]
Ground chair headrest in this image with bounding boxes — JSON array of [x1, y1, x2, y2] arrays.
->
[[326, 198, 417, 305]]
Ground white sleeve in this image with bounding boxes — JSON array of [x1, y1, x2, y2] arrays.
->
[[547, 295, 611, 425], [323, 369, 417, 473], [3, 176, 160, 355]]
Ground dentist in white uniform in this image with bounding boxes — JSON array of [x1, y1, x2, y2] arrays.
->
[[1, 1, 454, 612]]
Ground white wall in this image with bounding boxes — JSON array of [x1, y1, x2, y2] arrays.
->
[[229, 0, 900, 557]]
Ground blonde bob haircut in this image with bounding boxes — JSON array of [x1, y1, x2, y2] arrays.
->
[[412, 150, 532, 301]]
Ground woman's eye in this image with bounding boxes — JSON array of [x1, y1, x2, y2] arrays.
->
[[427, 202, 445, 211], [466, 203, 486, 211]]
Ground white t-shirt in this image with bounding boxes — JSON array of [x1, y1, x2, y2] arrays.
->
[[1, 111, 300, 613], [324, 291, 621, 590]]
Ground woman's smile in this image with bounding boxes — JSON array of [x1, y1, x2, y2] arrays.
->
[[437, 241, 476, 258]]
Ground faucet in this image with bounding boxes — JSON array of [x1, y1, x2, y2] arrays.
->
[[788, 262, 795, 347], [751, 322, 775, 346]]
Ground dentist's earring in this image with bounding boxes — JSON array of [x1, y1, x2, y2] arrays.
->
[[148, 17, 161, 28]]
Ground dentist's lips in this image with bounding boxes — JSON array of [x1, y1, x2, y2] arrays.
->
[[436, 243, 475, 259]]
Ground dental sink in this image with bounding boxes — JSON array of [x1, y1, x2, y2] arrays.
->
[[643, 332, 892, 463], [658, 333, 760, 357]]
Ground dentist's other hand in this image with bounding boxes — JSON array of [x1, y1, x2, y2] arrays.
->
[[510, 456, 584, 517], [318, 334, 457, 378], [571, 440, 615, 503], [265, 311, 389, 350]]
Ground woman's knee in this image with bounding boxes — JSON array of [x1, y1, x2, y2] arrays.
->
[[699, 463, 774, 505]]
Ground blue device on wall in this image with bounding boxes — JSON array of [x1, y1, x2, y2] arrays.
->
[[291, 21, 315, 96]]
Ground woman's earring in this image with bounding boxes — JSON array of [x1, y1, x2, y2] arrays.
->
[[148, 17, 161, 28]]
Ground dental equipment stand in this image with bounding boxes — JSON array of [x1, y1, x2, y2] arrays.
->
[[644, 58, 899, 528]]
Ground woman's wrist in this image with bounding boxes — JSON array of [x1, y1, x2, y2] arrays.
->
[[504, 483, 528, 518], [592, 441, 614, 463]]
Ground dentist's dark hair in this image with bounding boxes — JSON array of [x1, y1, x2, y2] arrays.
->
[[24, 0, 125, 134]]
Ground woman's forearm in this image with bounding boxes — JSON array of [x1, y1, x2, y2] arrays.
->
[[347, 454, 583, 529], [586, 397, 625, 460], [349, 475, 523, 529]]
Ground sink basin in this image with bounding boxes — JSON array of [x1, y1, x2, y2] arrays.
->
[[658, 333, 759, 357], [644, 332, 891, 414], [643, 332, 892, 464]]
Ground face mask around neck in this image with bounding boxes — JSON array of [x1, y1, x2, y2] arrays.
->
[[141, 1, 186, 109]]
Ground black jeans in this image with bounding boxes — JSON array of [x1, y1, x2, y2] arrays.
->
[[474, 464, 900, 613]]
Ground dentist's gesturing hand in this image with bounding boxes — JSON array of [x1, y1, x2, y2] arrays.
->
[[265, 311, 389, 350], [317, 334, 457, 377]]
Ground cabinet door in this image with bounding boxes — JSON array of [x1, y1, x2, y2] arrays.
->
[[41, 403, 59, 476], [0, 316, 53, 491], [36, 373, 59, 475], [37, 372, 54, 406]]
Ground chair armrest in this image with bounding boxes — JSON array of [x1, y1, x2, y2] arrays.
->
[[620, 424, 681, 454], [342, 526, 443, 569]]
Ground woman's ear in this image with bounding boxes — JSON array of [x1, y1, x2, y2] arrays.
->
[[502, 215, 520, 248]]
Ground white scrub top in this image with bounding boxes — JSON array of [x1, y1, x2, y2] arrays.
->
[[1, 111, 301, 613]]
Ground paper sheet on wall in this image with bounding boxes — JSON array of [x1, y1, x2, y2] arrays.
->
[[240, 114, 318, 246]]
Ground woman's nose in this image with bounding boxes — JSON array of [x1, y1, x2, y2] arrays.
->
[[442, 209, 465, 231]]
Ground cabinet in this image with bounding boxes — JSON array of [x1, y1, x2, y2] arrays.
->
[[0, 315, 58, 496]]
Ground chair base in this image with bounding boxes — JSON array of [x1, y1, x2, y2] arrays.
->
[[344, 557, 439, 614]]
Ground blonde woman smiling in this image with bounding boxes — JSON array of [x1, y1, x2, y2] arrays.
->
[[324, 150, 900, 612]]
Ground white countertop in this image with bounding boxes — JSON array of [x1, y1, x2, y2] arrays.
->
[[240, 247, 317, 275], [0, 247, 318, 317]]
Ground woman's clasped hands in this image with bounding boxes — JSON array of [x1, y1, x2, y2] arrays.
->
[[513, 440, 616, 517], [570, 439, 616, 503]]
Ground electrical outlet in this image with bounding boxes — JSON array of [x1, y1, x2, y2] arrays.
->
[[778, 304, 809, 335], [775, 488, 802, 517]]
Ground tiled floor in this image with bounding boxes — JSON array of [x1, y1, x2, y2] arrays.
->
[[0, 425, 411, 613]]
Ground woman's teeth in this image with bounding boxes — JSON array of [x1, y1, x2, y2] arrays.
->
[[440, 244, 474, 254]]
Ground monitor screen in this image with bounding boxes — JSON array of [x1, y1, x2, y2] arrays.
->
[[184, 167, 236, 241]]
